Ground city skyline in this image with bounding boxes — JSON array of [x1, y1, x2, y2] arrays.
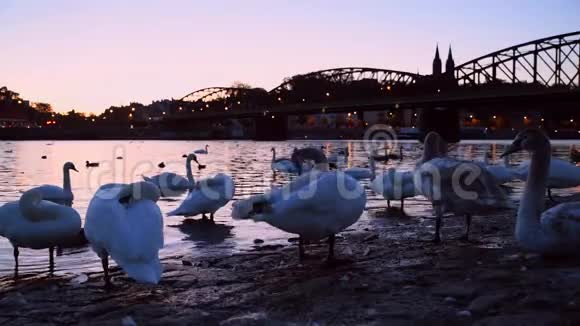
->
[[1, 0, 579, 113]]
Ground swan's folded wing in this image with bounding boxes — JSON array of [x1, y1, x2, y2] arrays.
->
[[541, 202, 580, 238], [272, 173, 355, 217], [32, 185, 71, 201]]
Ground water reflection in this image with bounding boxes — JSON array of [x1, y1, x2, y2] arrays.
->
[[0, 139, 579, 277]]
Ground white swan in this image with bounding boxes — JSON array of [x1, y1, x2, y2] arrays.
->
[[271, 147, 300, 173], [0, 189, 82, 277], [194, 145, 209, 154], [167, 173, 235, 221], [234, 148, 366, 261], [33, 162, 78, 206], [501, 128, 580, 255], [143, 154, 200, 197], [415, 132, 513, 242], [343, 154, 375, 180], [478, 148, 518, 185], [327, 147, 349, 169], [370, 168, 416, 211], [85, 181, 164, 285], [511, 156, 580, 201]]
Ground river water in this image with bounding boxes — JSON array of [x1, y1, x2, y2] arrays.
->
[[0, 139, 578, 277]]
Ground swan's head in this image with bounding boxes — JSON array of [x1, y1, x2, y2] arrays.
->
[[270, 147, 275, 152], [502, 128, 549, 157], [64, 162, 78, 172], [124, 181, 161, 203], [20, 188, 43, 207], [423, 131, 446, 160], [186, 153, 199, 163]]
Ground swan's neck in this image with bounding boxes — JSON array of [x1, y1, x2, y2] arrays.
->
[[63, 168, 72, 194], [20, 192, 58, 222], [369, 155, 376, 179], [399, 146, 403, 159], [271, 149, 276, 162], [503, 154, 510, 167], [517, 146, 550, 237], [186, 158, 195, 184]]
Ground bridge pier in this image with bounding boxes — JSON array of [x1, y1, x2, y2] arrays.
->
[[418, 106, 460, 143], [254, 114, 288, 140]]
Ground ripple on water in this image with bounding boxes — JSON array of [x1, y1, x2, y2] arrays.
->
[[0, 139, 578, 277]]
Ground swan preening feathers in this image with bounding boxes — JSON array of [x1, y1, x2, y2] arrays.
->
[[167, 173, 235, 221], [0, 189, 82, 277], [235, 147, 366, 261], [85, 181, 164, 285]]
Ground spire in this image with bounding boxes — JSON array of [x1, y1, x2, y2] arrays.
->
[[445, 44, 455, 75], [432, 44, 442, 76]]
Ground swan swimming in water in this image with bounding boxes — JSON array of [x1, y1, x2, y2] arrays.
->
[[271, 147, 300, 173], [234, 147, 366, 262], [502, 128, 580, 255], [167, 173, 235, 221], [0, 189, 82, 277], [194, 145, 209, 154], [85, 181, 164, 285], [32, 162, 78, 206], [415, 132, 513, 242], [143, 154, 201, 197]]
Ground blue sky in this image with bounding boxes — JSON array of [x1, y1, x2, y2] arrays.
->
[[0, 0, 578, 113]]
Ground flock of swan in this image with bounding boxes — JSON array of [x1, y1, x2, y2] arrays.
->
[[1, 129, 580, 288]]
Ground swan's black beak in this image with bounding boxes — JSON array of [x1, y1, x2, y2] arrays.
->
[[72, 167, 79, 172], [501, 140, 522, 158]]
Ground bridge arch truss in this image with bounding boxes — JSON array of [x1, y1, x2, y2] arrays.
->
[[455, 31, 580, 88], [270, 67, 421, 95], [179, 87, 259, 103]]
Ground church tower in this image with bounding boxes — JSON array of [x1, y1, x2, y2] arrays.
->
[[432, 45, 442, 76], [445, 45, 455, 77]]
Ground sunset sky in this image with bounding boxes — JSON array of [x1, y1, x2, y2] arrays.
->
[[1, 0, 578, 114]]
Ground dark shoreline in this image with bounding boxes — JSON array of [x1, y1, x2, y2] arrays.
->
[[2, 208, 580, 325]]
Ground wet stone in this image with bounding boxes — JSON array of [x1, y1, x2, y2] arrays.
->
[[432, 283, 478, 299], [468, 294, 508, 314]]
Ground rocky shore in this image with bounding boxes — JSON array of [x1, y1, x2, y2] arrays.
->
[[1, 209, 580, 325]]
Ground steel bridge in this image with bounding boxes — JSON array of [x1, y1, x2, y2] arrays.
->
[[455, 31, 580, 88], [269, 67, 421, 95], [172, 31, 579, 128]]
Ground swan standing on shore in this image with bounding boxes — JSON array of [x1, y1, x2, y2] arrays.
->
[[0, 189, 82, 277], [194, 145, 209, 154], [167, 173, 235, 221], [271, 147, 300, 173], [370, 168, 416, 211], [85, 181, 164, 285], [234, 147, 366, 262], [143, 154, 201, 197], [502, 128, 580, 255], [416, 132, 512, 242], [33, 162, 78, 206], [512, 156, 580, 201]]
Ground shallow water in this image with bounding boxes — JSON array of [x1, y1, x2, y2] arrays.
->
[[0, 139, 578, 277]]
